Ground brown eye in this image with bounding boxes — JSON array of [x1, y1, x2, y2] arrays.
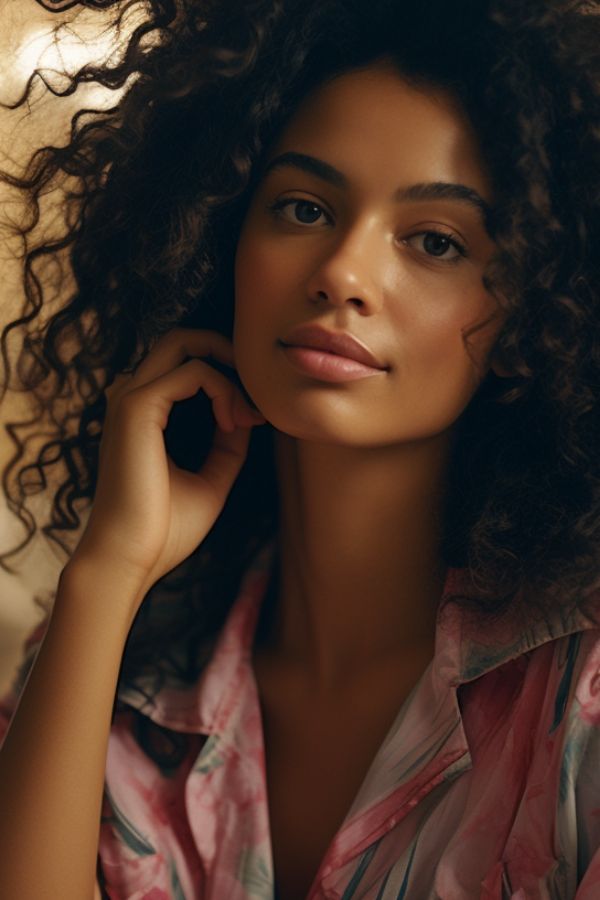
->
[[269, 198, 330, 226], [402, 229, 467, 264], [421, 233, 457, 257]]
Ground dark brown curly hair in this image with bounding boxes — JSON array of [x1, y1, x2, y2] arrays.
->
[[2, 0, 600, 705]]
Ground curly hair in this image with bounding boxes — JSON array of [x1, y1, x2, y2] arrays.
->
[[2, 0, 600, 703]]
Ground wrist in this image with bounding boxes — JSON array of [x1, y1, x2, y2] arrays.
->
[[58, 553, 150, 633]]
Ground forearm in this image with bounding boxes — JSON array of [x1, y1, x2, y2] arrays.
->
[[0, 559, 143, 900], [0, 326, 250, 897]]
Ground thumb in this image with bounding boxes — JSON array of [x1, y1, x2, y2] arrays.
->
[[196, 423, 253, 501]]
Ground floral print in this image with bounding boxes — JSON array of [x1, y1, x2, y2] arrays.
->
[[2, 538, 600, 898]]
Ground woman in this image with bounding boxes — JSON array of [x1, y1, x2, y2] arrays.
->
[[1, 0, 600, 897]]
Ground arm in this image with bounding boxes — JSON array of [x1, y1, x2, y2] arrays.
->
[[0, 328, 263, 899], [0, 558, 142, 900]]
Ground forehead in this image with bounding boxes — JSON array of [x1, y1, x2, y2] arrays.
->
[[267, 61, 494, 204]]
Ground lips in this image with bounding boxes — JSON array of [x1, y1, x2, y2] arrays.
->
[[279, 323, 387, 370]]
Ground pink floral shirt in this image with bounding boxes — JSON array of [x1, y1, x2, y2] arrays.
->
[[3, 538, 600, 898]]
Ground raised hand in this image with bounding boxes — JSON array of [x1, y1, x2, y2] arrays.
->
[[72, 327, 266, 617]]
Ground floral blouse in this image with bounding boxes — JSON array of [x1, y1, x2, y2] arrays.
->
[[2, 538, 600, 898]]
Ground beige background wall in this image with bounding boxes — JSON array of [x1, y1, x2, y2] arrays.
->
[[0, 0, 141, 695]]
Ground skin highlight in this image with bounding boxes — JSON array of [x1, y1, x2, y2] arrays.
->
[[233, 60, 508, 690], [232, 60, 513, 898], [0, 5, 598, 900]]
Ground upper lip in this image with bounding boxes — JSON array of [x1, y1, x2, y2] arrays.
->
[[280, 324, 387, 370]]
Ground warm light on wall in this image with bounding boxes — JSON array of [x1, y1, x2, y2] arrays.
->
[[1, 1, 150, 108], [34, 0, 119, 10], [14, 23, 123, 87]]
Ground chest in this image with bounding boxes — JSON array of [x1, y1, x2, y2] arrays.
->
[[263, 714, 385, 900], [253, 653, 433, 900]]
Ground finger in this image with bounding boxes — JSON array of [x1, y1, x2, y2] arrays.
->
[[130, 331, 264, 426], [231, 387, 267, 428], [103, 371, 132, 404], [131, 328, 235, 388], [121, 357, 249, 432], [194, 423, 254, 508]]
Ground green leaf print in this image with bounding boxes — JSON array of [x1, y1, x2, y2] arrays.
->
[[193, 733, 225, 774], [103, 785, 156, 857], [170, 858, 187, 900], [237, 846, 272, 895]]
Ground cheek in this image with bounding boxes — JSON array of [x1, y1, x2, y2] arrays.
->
[[233, 233, 284, 401], [234, 227, 305, 356], [235, 239, 281, 334], [397, 296, 501, 410], [233, 232, 263, 343], [397, 301, 470, 367]]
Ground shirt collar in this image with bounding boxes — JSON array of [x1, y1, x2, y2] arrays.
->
[[118, 537, 599, 733], [437, 565, 599, 687], [117, 539, 276, 733]]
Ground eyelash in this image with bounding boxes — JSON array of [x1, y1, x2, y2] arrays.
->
[[267, 197, 469, 265]]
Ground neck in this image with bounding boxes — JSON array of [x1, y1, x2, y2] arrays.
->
[[256, 428, 454, 689]]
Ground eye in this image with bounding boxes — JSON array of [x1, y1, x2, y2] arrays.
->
[[402, 230, 468, 264], [268, 197, 331, 227]]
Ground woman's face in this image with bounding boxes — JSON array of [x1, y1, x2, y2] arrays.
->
[[233, 59, 504, 447]]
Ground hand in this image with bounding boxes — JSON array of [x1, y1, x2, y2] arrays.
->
[[71, 328, 266, 613]]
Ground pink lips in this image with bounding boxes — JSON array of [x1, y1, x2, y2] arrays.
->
[[279, 323, 388, 384]]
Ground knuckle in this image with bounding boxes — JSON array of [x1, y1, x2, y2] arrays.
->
[[148, 332, 176, 356], [104, 373, 128, 401], [115, 388, 141, 412], [184, 356, 208, 374], [166, 326, 188, 344], [148, 328, 185, 355]]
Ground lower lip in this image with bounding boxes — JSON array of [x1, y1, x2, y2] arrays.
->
[[280, 343, 385, 382]]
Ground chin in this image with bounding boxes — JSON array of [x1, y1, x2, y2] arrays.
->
[[265, 414, 382, 448]]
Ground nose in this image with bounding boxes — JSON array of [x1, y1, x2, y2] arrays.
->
[[305, 218, 385, 314]]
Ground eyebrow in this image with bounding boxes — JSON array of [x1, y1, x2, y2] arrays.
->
[[261, 151, 495, 232]]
